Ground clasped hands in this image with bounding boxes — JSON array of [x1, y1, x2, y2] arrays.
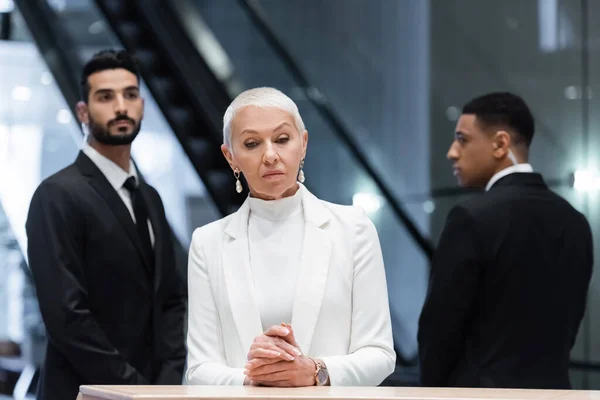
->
[[244, 323, 316, 387]]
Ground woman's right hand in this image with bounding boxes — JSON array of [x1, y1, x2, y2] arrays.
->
[[247, 326, 302, 363]]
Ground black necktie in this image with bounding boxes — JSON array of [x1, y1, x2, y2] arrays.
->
[[123, 176, 154, 268]]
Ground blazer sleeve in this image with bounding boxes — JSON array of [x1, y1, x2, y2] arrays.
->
[[185, 228, 246, 385], [417, 205, 481, 386], [25, 181, 148, 385], [319, 208, 396, 386], [152, 190, 187, 385]]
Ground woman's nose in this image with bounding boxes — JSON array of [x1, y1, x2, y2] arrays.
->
[[262, 143, 279, 164]]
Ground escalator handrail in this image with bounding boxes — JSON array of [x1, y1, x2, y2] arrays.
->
[[237, 0, 434, 260], [137, 0, 231, 141]]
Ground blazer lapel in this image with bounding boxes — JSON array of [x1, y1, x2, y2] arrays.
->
[[222, 201, 263, 354], [291, 186, 332, 354], [76, 152, 152, 274]]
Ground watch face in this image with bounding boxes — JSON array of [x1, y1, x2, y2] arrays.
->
[[317, 368, 328, 385]]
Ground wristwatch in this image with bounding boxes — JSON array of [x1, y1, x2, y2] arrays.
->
[[311, 358, 329, 386]]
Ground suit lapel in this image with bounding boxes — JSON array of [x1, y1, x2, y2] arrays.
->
[[222, 201, 263, 354], [290, 187, 332, 354], [76, 152, 152, 274]]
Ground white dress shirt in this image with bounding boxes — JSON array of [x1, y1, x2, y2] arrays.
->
[[82, 142, 155, 246], [485, 163, 534, 191], [247, 189, 304, 331]]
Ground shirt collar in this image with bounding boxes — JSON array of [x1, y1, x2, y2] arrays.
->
[[485, 163, 534, 191], [82, 141, 137, 191]]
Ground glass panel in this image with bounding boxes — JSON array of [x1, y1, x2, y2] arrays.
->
[[0, 36, 83, 342], [0, 38, 82, 264], [256, 0, 432, 213], [583, 0, 600, 381]]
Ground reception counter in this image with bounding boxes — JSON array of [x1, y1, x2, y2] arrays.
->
[[77, 385, 600, 400]]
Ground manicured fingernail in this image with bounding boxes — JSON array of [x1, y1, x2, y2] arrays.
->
[[245, 363, 251, 369], [286, 354, 295, 361], [282, 328, 289, 335], [294, 348, 302, 356]]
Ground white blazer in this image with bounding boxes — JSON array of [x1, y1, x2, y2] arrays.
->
[[185, 186, 396, 386]]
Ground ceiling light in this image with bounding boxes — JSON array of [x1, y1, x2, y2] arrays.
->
[[0, 0, 14, 13], [56, 109, 71, 124], [41, 71, 53, 85], [573, 169, 600, 192], [445, 106, 459, 121], [423, 200, 435, 214], [12, 86, 31, 102], [88, 20, 105, 34], [352, 192, 382, 215]]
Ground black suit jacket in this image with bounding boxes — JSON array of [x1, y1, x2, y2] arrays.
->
[[418, 173, 593, 389], [26, 152, 186, 400]]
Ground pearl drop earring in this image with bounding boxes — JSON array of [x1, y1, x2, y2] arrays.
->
[[298, 159, 305, 183], [234, 168, 243, 193]]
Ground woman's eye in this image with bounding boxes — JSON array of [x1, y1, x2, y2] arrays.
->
[[244, 142, 258, 149], [277, 137, 290, 144]]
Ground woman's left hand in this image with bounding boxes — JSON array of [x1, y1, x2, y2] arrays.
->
[[245, 355, 315, 387]]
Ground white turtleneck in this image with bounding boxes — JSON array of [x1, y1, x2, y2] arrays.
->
[[247, 188, 304, 331]]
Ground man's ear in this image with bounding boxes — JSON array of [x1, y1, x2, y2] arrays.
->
[[76, 101, 89, 125], [492, 130, 511, 158]]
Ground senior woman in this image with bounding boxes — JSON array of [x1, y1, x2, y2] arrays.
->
[[185, 87, 395, 387]]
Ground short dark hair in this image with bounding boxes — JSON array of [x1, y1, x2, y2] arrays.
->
[[80, 49, 141, 102], [462, 92, 535, 147]]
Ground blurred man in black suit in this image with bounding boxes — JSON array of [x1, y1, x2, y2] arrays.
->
[[26, 50, 186, 400], [418, 92, 593, 389]]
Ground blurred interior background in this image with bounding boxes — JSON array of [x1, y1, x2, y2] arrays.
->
[[0, 0, 599, 396]]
